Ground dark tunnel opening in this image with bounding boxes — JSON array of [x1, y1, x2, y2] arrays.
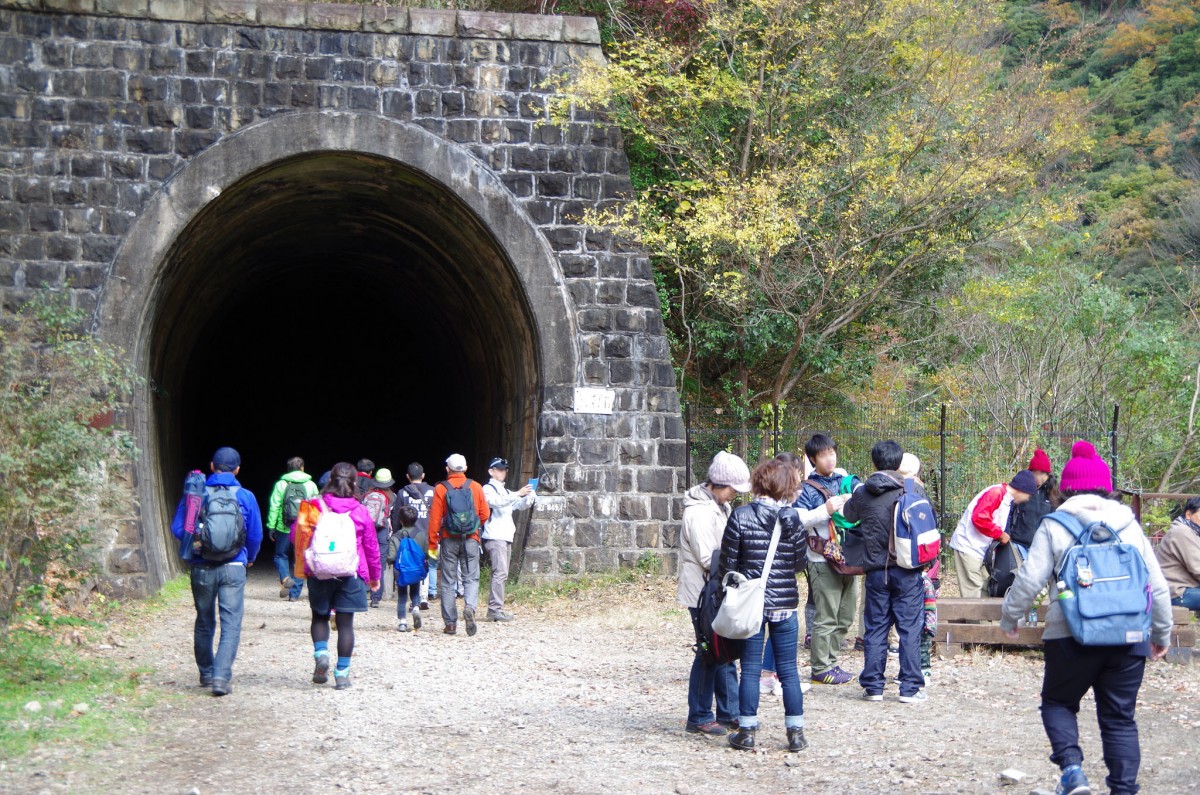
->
[[147, 152, 541, 564]]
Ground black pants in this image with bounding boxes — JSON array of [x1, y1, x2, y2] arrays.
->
[[1040, 637, 1146, 794]]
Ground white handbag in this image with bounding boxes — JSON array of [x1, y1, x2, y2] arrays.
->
[[711, 520, 781, 640]]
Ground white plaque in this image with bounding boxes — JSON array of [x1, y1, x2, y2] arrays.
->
[[574, 387, 615, 415]]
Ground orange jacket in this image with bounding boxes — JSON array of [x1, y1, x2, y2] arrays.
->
[[427, 472, 491, 547]]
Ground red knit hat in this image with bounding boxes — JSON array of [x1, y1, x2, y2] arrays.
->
[[1028, 448, 1052, 474], [1059, 441, 1112, 493]]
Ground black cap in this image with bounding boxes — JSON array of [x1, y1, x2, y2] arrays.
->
[[488, 457, 509, 469]]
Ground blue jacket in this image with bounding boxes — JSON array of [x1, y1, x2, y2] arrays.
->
[[795, 471, 863, 512], [171, 472, 264, 565]]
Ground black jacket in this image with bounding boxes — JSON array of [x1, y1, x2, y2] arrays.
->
[[841, 471, 904, 572], [1006, 482, 1054, 547], [717, 501, 804, 612]]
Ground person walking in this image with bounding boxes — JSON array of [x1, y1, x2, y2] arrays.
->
[[293, 461, 381, 690], [394, 462, 436, 607], [1001, 441, 1171, 795], [427, 454, 491, 636], [677, 451, 750, 736], [169, 446, 263, 697], [481, 457, 536, 622], [266, 456, 318, 602]]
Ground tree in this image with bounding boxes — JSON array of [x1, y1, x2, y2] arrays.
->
[[0, 295, 137, 637], [562, 0, 1089, 408]]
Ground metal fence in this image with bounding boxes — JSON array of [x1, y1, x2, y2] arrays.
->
[[685, 402, 1117, 531]]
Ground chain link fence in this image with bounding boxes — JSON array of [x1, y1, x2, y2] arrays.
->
[[685, 401, 1116, 531]]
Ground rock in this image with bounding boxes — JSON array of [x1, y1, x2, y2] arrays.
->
[[675, 785, 689, 795], [73, 703, 89, 714], [999, 768, 1027, 784], [24, 701, 42, 713], [1028, 789, 1055, 795]]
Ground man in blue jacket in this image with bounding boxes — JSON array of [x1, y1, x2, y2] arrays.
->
[[170, 446, 263, 697]]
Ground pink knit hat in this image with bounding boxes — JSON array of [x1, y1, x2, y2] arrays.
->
[[1059, 440, 1112, 492]]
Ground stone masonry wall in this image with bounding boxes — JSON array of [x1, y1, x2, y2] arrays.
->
[[0, 1, 684, 588]]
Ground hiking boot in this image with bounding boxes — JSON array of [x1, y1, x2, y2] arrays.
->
[[211, 680, 231, 697], [443, 623, 457, 635], [1056, 765, 1091, 795], [420, 600, 430, 610], [464, 607, 477, 637], [397, 621, 410, 632], [487, 610, 514, 622], [412, 610, 422, 631], [787, 727, 808, 752], [685, 721, 727, 736], [853, 636, 865, 652], [898, 689, 927, 704], [199, 675, 213, 688], [727, 727, 756, 751], [313, 653, 330, 684], [334, 674, 352, 691], [811, 666, 853, 685], [279, 578, 292, 599], [718, 719, 739, 732], [861, 690, 883, 702]]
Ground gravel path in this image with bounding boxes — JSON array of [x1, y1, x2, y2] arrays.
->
[[6, 568, 1200, 794]]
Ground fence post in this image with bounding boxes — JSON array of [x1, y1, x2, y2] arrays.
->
[[939, 403, 948, 531], [1110, 404, 1120, 485], [684, 401, 693, 488]]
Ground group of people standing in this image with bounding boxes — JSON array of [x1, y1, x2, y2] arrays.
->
[[170, 448, 535, 695]]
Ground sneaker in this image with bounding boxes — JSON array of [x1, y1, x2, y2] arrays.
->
[[728, 727, 756, 750], [811, 666, 853, 685], [1056, 765, 1091, 795], [443, 623, 457, 635], [412, 610, 422, 631], [464, 607, 477, 637], [369, 600, 380, 609], [786, 727, 808, 752], [898, 689, 927, 704], [861, 690, 883, 702], [279, 578, 292, 599], [800, 681, 812, 694], [853, 636, 864, 652], [397, 621, 410, 632], [685, 721, 727, 736], [210, 679, 231, 697], [922, 668, 933, 682], [334, 674, 352, 690], [487, 610, 514, 622], [887, 644, 900, 657], [718, 719, 739, 732], [313, 653, 330, 684], [802, 634, 811, 649]]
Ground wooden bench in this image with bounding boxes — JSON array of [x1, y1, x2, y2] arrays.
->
[[934, 597, 1197, 664]]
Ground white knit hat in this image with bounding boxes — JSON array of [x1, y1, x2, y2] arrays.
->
[[707, 451, 751, 493]]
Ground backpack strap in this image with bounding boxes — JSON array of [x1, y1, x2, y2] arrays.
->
[[1044, 510, 1085, 541], [804, 478, 833, 501]]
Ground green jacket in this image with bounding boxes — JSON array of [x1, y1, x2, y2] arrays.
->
[[267, 471, 319, 532]]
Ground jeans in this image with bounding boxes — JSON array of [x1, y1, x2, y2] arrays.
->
[[1041, 637, 1146, 794], [272, 533, 303, 599], [762, 635, 776, 673], [190, 563, 247, 683], [860, 566, 924, 696], [737, 612, 804, 729], [438, 536, 480, 624], [686, 608, 739, 725], [1171, 587, 1200, 610], [396, 583, 421, 620]]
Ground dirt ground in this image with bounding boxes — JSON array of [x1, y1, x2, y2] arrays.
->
[[4, 568, 1200, 795]]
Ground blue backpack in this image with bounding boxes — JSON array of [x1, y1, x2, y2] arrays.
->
[[1044, 511, 1152, 646], [892, 476, 940, 569], [394, 536, 427, 586]]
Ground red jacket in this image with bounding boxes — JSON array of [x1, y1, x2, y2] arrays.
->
[[970, 484, 1008, 540], [428, 472, 491, 547]]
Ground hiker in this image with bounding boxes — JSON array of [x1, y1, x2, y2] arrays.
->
[[169, 446, 263, 697], [1001, 441, 1171, 795], [427, 453, 491, 636], [900, 453, 939, 682], [394, 462, 437, 608], [481, 456, 537, 622], [718, 458, 841, 753], [776, 452, 818, 648], [293, 461, 381, 690], [391, 503, 424, 632], [795, 434, 862, 686], [949, 470, 1038, 599], [355, 457, 375, 500], [1007, 449, 1059, 554], [1157, 496, 1200, 610], [364, 468, 396, 608], [677, 451, 750, 736], [266, 456, 319, 601], [841, 440, 927, 704]]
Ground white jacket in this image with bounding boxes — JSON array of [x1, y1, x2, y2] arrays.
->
[[677, 484, 730, 608], [481, 479, 536, 543], [949, 484, 1012, 560]]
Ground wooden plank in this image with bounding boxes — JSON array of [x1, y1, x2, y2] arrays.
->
[[937, 598, 1195, 626], [940, 622, 1044, 646]]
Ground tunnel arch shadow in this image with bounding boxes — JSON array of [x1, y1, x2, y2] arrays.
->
[[95, 113, 579, 581]]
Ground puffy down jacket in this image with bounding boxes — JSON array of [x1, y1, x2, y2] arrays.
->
[[717, 500, 804, 613]]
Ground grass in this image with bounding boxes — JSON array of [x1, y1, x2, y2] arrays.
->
[[505, 553, 664, 608], [0, 575, 190, 759]]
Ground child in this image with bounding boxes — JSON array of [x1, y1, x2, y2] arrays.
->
[[393, 504, 424, 632]]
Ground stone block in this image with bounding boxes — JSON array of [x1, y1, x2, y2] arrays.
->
[[409, 8, 456, 37], [96, 0, 148, 16], [522, 548, 553, 575], [205, 0, 255, 26], [639, 467, 675, 494], [562, 16, 600, 44], [619, 441, 653, 465], [362, 5, 407, 34], [257, 1, 304, 27], [457, 10, 512, 39], [619, 496, 649, 521], [636, 523, 659, 548], [44, 0, 98, 13], [513, 12, 561, 42], [307, 3, 361, 31], [583, 546, 615, 572], [148, 0, 202, 21], [577, 440, 614, 466], [524, 520, 551, 548], [574, 520, 601, 546], [109, 544, 148, 574], [662, 523, 680, 549], [566, 494, 591, 519]]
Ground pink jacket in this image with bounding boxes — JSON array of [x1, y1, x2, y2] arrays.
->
[[293, 494, 381, 583]]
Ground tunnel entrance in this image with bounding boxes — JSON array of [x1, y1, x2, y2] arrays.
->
[[148, 151, 541, 550]]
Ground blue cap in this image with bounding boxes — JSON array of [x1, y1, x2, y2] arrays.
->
[[212, 447, 241, 472]]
